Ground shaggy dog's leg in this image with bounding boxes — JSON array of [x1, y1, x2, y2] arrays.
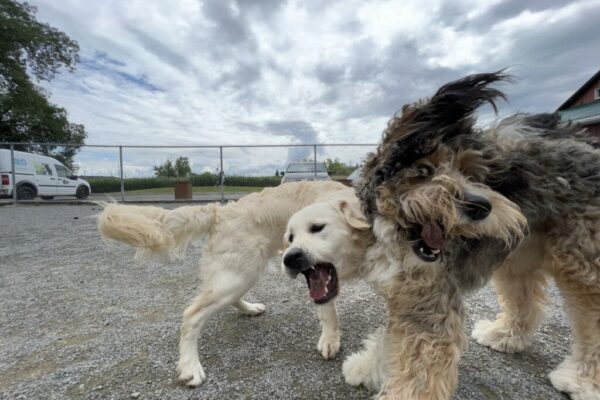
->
[[550, 273, 600, 400], [343, 327, 387, 391], [177, 265, 262, 387], [316, 301, 340, 359], [378, 278, 466, 400], [473, 239, 548, 353]]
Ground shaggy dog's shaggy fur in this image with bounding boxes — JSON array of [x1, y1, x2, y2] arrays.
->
[[97, 181, 360, 387], [345, 72, 600, 400]]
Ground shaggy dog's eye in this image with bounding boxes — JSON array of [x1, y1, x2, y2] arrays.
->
[[415, 163, 434, 178], [288, 234, 294, 243], [310, 224, 325, 233]]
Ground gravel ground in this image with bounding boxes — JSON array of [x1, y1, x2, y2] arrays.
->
[[1, 204, 570, 400]]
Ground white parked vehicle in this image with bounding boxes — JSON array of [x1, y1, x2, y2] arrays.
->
[[0, 149, 91, 200], [281, 161, 330, 183]]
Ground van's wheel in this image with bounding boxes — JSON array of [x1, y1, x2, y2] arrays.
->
[[41, 196, 55, 200], [17, 186, 35, 200], [76, 185, 89, 200]]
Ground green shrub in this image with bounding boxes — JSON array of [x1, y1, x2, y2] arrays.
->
[[85, 172, 281, 193]]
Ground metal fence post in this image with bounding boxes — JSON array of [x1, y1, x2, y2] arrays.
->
[[119, 146, 125, 202], [10, 144, 17, 203], [219, 146, 224, 203], [313, 145, 317, 179]]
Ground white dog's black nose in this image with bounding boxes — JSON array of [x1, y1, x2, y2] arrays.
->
[[283, 248, 311, 271], [462, 193, 492, 221]]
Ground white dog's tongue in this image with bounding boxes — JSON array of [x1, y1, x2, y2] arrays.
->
[[308, 266, 329, 300], [421, 222, 445, 249]]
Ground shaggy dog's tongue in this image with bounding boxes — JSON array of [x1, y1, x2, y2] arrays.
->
[[421, 222, 445, 249]]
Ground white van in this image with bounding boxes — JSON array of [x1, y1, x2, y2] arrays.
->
[[0, 149, 91, 200]]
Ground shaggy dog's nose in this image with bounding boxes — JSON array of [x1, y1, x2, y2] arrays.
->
[[283, 248, 311, 271], [462, 193, 492, 221]]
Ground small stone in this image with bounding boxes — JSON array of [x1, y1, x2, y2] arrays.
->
[[73, 216, 79, 219], [79, 384, 84, 391], [94, 385, 103, 391], [104, 321, 110, 326], [130, 392, 140, 399]]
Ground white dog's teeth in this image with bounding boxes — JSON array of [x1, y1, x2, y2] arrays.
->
[[324, 287, 328, 294], [431, 249, 441, 255]]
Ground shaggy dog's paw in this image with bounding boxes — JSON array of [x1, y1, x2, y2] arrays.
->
[[472, 319, 529, 353], [549, 357, 600, 400], [343, 351, 378, 391], [176, 357, 206, 387], [318, 331, 340, 359], [239, 302, 266, 316]]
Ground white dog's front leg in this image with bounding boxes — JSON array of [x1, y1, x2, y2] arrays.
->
[[317, 300, 340, 359]]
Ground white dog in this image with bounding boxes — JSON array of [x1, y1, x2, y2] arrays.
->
[[97, 181, 359, 387], [281, 198, 372, 358]]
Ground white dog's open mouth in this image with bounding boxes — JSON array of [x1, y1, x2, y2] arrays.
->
[[302, 263, 338, 304]]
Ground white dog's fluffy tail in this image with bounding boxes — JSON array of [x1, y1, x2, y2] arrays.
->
[[97, 202, 219, 257]]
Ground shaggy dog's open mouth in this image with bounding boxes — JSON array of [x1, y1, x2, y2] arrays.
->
[[302, 263, 338, 304], [409, 222, 446, 262]]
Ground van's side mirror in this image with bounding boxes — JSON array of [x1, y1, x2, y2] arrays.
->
[[69, 175, 78, 180]]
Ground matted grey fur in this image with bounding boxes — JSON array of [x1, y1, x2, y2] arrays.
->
[[345, 72, 600, 400]]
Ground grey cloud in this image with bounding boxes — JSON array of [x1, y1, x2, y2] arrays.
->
[[471, 3, 600, 113], [460, 0, 574, 32], [314, 64, 346, 85], [265, 120, 323, 163], [125, 26, 192, 73]]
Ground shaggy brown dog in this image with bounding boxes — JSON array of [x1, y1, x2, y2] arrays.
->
[[347, 72, 600, 400]]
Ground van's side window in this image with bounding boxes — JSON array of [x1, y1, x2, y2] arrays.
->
[[55, 165, 69, 178], [35, 162, 52, 176], [34, 163, 45, 175]]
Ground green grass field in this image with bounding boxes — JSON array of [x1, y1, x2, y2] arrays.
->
[[125, 186, 265, 194]]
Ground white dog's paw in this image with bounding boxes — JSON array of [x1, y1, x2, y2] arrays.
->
[[239, 302, 266, 316], [343, 351, 378, 391], [471, 319, 529, 353], [318, 331, 340, 359], [176, 357, 206, 387], [549, 357, 600, 400]]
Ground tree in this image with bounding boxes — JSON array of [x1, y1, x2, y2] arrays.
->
[[274, 169, 279, 176], [154, 159, 176, 178], [174, 156, 191, 177], [325, 158, 354, 176], [0, 0, 86, 168], [154, 157, 190, 178]]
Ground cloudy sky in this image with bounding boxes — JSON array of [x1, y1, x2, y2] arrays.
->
[[29, 0, 600, 176]]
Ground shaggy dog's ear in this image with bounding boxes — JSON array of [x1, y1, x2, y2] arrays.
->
[[339, 200, 370, 230], [383, 71, 512, 171]]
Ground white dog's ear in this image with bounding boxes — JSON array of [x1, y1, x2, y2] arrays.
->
[[339, 200, 370, 230]]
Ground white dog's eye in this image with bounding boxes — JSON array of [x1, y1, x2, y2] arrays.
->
[[310, 224, 325, 233]]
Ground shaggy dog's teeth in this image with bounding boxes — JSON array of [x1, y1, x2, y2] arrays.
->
[[324, 287, 329, 294], [431, 249, 441, 255], [310, 265, 315, 270], [326, 276, 331, 284]]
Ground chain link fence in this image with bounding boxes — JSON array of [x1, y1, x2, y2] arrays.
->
[[0, 142, 376, 204]]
